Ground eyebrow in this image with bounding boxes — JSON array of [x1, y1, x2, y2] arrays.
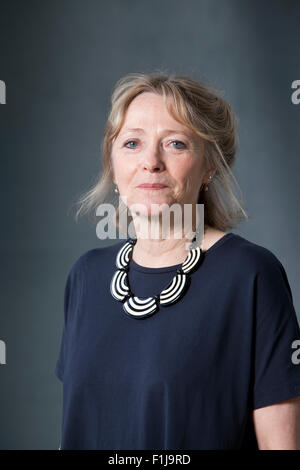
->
[[120, 128, 193, 137]]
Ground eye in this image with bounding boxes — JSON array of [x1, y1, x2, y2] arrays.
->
[[170, 140, 186, 150], [124, 140, 138, 149]]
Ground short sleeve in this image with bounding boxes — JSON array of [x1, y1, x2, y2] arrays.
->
[[251, 257, 300, 409], [55, 257, 84, 382]]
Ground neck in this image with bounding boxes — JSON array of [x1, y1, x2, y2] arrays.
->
[[131, 226, 208, 269]]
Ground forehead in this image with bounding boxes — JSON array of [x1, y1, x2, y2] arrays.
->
[[121, 92, 193, 134]]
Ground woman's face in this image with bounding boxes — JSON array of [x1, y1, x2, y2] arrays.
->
[[111, 92, 207, 217]]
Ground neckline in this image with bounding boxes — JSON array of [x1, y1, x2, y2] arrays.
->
[[128, 232, 235, 274]]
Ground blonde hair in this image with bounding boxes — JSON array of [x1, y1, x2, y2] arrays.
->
[[74, 71, 249, 231]]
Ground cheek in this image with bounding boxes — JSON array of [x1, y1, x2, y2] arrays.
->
[[170, 157, 202, 181], [113, 159, 136, 185]]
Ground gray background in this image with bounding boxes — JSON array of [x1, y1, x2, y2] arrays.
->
[[0, 0, 299, 449]]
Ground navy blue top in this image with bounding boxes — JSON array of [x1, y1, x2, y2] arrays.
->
[[55, 232, 300, 449]]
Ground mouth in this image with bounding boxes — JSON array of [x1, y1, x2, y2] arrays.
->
[[137, 184, 168, 190]]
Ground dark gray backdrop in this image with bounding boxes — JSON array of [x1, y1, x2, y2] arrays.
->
[[0, 0, 299, 449]]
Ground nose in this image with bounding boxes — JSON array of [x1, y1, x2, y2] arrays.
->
[[141, 141, 165, 173]]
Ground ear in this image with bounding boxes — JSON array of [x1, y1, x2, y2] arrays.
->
[[111, 168, 116, 186], [205, 168, 217, 182]]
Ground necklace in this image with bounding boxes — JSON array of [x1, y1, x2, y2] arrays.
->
[[110, 234, 204, 319]]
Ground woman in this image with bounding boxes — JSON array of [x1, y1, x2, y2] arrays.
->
[[55, 72, 300, 450]]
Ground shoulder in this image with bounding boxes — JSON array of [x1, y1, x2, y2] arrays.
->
[[67, 240, 126, 276], [225, 233, 286, 276], [224, 233, 295, 308]]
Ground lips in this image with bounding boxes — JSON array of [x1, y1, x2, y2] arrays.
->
[[138, 183, 167, 189]]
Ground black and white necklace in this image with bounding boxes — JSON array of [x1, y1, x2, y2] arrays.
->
[[110, 235, 204, 319]]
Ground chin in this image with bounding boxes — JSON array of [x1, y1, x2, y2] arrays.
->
[[128, 200, 171, 217]]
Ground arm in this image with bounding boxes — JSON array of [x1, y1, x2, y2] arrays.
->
[[253, 396, 300, 449]]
